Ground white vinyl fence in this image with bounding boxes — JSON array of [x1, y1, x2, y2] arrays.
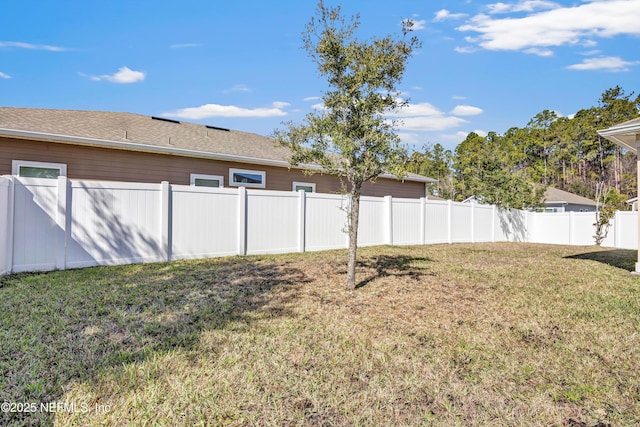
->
[[0, 175, 636, 274]]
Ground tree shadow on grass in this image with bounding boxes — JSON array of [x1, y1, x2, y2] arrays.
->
[[565, 249, 636, 272], [355, 254, 433, 289], [0, 256, 309, 426]]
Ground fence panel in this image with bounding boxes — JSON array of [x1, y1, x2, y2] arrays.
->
[[613, 212, 637, 249], [424, 200, 449, 244], [358, 196, 386, 247], [494, 209, 527, 242], [571, 213, 597, 246], [0, 177, 12, 275], [305, 193, 347, 251], [474, 205, 494, 242], [171, 185, 240, 259], [392, 198, 422, 245], [451, 202, 472, 243], [11, 178, 58, 272], [246, 189, 299, 255], [529, 212, 571, 245], [67, 180, 163, 268]]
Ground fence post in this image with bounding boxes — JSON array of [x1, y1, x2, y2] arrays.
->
[[614, 211, 620, 249], [298, 189, 306, 253], [569, 211, 575, 245], [160, 181, 172, 261], [237, 186, 247, 256], [55, 176, 69, 271], [470, 201, 475, 243], [2, 176, 15, 274], [491, 205, 496, 243], [384, 195, 393, 245], [420, 197, 426, 245], [447, 199, 453, 244]]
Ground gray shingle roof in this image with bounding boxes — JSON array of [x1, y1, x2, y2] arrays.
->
[[543, 187, 597, 207], [0, 107, 292, 162], [0, 107, 435, 183]]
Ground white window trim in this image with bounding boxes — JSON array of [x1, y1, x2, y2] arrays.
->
[[292, 181, 316, 193], [12, 160, 67, 178], [229, 168, 266, 188], [190, 173, 224, 188]]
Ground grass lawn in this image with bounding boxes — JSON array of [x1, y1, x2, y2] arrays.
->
[[1, 242, 639, 426]]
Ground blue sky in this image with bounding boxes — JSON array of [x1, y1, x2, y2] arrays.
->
[[1, 0, 639, 151]]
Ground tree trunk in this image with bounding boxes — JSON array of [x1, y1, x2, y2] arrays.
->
[[346, 187, 361, 290]]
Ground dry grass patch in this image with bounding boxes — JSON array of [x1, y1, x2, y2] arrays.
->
[[0, 243, 638, 426]]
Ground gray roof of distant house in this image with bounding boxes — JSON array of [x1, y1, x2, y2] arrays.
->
[[543, 187, 597, 207], [0, 107, 435, 183]]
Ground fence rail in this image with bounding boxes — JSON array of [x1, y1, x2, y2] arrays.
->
[[0, 175, 636, 274]]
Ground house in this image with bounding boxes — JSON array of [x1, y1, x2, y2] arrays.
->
[[626, 197, 638, 211], [598, 116, 640, 274], [0, 107, 435, 198], [540, 187, 598, 212], [460, 188, 597, 212]]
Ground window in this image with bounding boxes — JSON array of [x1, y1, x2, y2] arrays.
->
[[12, 160, 67, 179], [190, 173, 224, 188], [292, 181, 316, 193], [229, 168, 266, 188]]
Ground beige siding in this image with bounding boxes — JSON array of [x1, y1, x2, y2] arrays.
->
[[0, 137, 426, 198]]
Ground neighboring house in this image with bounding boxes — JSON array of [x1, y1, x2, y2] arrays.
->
[[540, 187, 598, 213], [626, 197, 638, 211], [598, 116, 640, 274], [460, 189, 597, 212], [0, 107, 435, 198]]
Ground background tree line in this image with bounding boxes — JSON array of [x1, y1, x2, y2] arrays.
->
[[408, 86, 640, 209]]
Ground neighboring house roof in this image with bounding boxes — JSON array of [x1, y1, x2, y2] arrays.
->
[[597, 116, 640, 153], [543, 187, 597, 207], [0, 107, 435, 184]]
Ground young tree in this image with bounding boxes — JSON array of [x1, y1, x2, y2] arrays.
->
[[273, 2, 421, 290], [593, 182, 626, 246]]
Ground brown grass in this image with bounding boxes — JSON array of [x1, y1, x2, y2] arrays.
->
[[1, 243, 639, 426]]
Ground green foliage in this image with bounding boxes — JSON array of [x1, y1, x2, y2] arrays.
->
[[274, 2, 420, 188], [273, 1, 420, 289], [410, 86, 639, 208], [453, 132, 544, 209], [408, 143, 454, 198]]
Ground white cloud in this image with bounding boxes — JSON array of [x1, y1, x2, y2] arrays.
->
[[303, 96, 321, 102], [457, 0, 640, 53], [566, 56, 639, 72], [90, 66, 146, 83], [397, 132, 422, 145], [452, 95, 467, 100], [163, 103, 288, 119], [450, 105, 484, 116], [454, 46, 477, 54], [486, 0, 560, 14], [399, 116, 468, 131], [0, 72, 10, 79], [403, 18, 427, 30], [169, 43, 202, 49], [223, 84, 251, 93], [0, 41, 67, 51], [388, 101, 476, 132], [523, 47, 554, 57], [272, 101, 291, 109], [434, 9, 467, 22]]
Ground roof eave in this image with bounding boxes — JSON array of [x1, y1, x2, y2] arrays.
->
[[597, 123, 640, 153], [0, 128, 436, 184]]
